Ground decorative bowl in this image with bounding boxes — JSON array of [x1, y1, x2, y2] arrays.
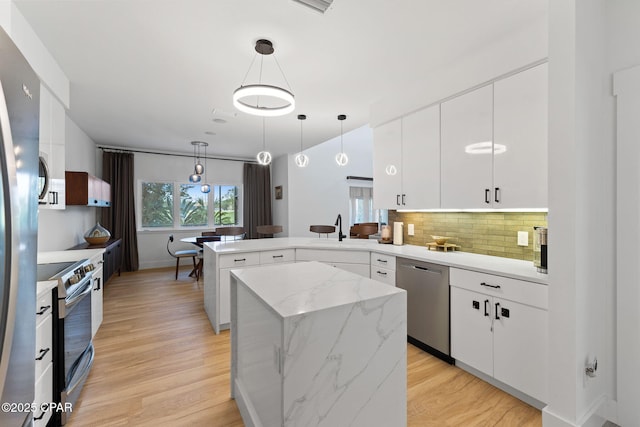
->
[[85, 235, 109, 245], [431, 236, 450, 245], [84, 222, 111, 245]]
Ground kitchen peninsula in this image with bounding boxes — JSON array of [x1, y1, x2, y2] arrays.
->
[[230, 261, 407, 426]]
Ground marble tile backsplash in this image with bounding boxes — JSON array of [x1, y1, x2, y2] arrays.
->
[[388, 211, 548, 261]]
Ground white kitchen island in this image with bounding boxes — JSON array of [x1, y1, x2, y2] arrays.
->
[[230, 261, 407, 427]]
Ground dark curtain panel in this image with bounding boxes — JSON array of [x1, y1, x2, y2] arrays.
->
[[243, 163, 273, 239], [101, 151, 140, 271]]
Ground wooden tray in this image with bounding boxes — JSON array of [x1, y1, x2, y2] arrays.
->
[[426, 242, 460, 252]]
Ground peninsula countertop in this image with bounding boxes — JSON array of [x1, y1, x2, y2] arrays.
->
[[205, 237, 548, 284], [230, 261, 405, 319]]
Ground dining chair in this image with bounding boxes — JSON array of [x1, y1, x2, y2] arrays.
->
[[202, 231, 218, 236], [215, 226, 246, 242], [309, 225, 335, 238], [256, 225, 283, 238], [194, 235, 222, 279], [166, 235, 198, 280]]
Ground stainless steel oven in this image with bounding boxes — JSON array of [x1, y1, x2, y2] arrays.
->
[[38, 259, 96, 425]]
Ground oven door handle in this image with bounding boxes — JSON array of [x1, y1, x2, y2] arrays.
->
[[65, 280, 92, 312], [66, 343, 95, 396]]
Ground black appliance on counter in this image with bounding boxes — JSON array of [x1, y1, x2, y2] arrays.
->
[[37, 259, 96, 426]]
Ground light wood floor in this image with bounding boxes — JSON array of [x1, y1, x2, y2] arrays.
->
[[67, 267, 541, 427]]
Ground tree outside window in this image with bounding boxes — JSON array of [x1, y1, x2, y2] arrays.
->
[[141, 182, 173, 227]]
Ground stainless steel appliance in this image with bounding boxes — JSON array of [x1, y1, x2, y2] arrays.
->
[[0, 27, 40, 427], [396, 257, 452, 363], [533, 226, 548, 273], [37, 259, 96, 426]]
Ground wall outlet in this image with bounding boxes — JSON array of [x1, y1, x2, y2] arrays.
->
[[517, 231, 528, 246], [408, 224, 415, 236]]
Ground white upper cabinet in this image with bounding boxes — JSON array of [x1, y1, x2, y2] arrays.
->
[[441, 64, 548, 209], [373, 118, 402, 208], [441, 84, 494, 209], [373, 104, 440, 209], [39, 84, 66, 210], [493, 63, 548, 209]]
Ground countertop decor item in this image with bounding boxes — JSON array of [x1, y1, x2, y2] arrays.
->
[[233, 39, 295, 117], [431, 235, 450, 245], [84, 222, 111, 245]]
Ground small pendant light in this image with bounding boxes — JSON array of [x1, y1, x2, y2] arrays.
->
[[294, 114, 309, 168], [200, 142, 211, 193], [257, 117, 272, 165], [335, 114, 348, 166], [189, 141, 202, 183]]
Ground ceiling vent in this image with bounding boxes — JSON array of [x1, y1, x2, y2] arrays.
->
[[291, 0, 334, 14]]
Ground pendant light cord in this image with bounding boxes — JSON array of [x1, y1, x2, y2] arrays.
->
[[340, 119, 344, 151], [300, 118, 304, 152], [273, 55, 294, 93], [262, 117, 266, 150]]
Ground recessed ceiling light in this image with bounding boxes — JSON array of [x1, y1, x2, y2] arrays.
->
[[204, 131, 216, 136], [212, 118, 227, 124]]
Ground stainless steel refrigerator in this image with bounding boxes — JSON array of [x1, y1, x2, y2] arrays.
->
[[0, 27, 40, 426]]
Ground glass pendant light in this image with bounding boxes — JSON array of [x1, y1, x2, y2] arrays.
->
[[335, 114, 348, 166], [294, 114, 309, 168], [200, 142, 211, 193], [257, 117, 272, 165], [189, 141, 207, 183]]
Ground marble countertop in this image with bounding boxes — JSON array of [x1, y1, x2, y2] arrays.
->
[[37, 248, 105, 264], [231, 261, 405, 319], [207, 237, 548, 284]]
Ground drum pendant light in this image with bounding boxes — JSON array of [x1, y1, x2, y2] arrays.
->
[[233, 39, 295, 117], [335, 114, 348, 166], [294, 114, 309, 167]]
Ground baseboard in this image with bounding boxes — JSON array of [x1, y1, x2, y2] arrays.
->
[[234, 378, 261, 427], [454, 361, 545, 410], [542, 395, 618, 427]]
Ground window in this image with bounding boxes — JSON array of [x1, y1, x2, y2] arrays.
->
[[348, 186, 387, 226], [139, 181, 241, 230]]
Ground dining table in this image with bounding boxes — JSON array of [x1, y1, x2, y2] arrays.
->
[[180, 236, 221, 278]]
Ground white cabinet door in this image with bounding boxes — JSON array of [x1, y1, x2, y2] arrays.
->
[[220, 268, 232, 326], [91, 267, 104, 338], [493, 63, 548, 209], [373, 119, 402, 209], [493, 297, 548, 402], [402, 104, 440, 209], [441, 85, 493, 209], [329, 262, 370, 277], [450, 286, 493, 376]]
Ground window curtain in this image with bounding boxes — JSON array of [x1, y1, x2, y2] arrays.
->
[[349, 186, 374, 225], [243, 163, 272, 239], [101, 151, 140, 271]]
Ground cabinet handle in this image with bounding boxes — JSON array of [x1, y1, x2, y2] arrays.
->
[[396, 194, 401, 206], [484, 299, 490, 317], [35, 347, 50, 361], [36, 305, 51, 315], [34, 411, 46, 421], [234, 258, 246, 262], [376, 270, 387, 276], [494, 187, 500, 203], [485, 189, 491, 204], [495, 302, 501, 320], [94, 277, 101, 291], [402, 194, 406, 205], [480, 282, 501, 289], [272, 255, 284, 259], [376, 258, 387, 264]]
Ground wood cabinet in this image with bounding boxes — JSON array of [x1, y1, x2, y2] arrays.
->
[[34, 284, 54, 427], [441, 64, 548, 209], [373, 104, 440, 209], [65, 171, 111, 207], [450, 268, 548, 403]]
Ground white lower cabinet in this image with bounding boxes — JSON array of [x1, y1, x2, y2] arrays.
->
[[370, 252, 396, 286], [90, 251, 105, 338], [450, 268, 548, 403], [296, 249, 370, 277], [34, 284, 54, 427], [219, 253, 261, 327]]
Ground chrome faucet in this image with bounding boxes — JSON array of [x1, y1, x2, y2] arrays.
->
[[335, 214, 346, 242]]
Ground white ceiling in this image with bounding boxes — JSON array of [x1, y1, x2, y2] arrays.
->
[[15, 0, 547, 160]]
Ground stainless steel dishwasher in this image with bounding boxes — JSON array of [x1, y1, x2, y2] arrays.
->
[[396, 257, 452, 363]]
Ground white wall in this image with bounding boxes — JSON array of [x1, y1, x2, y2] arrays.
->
[[37, 117, 98, 251], [273, 125, 373, 238], [370, 13, 547, 128], [272, 154, 289, 236], [134, 151, 245, 269]]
